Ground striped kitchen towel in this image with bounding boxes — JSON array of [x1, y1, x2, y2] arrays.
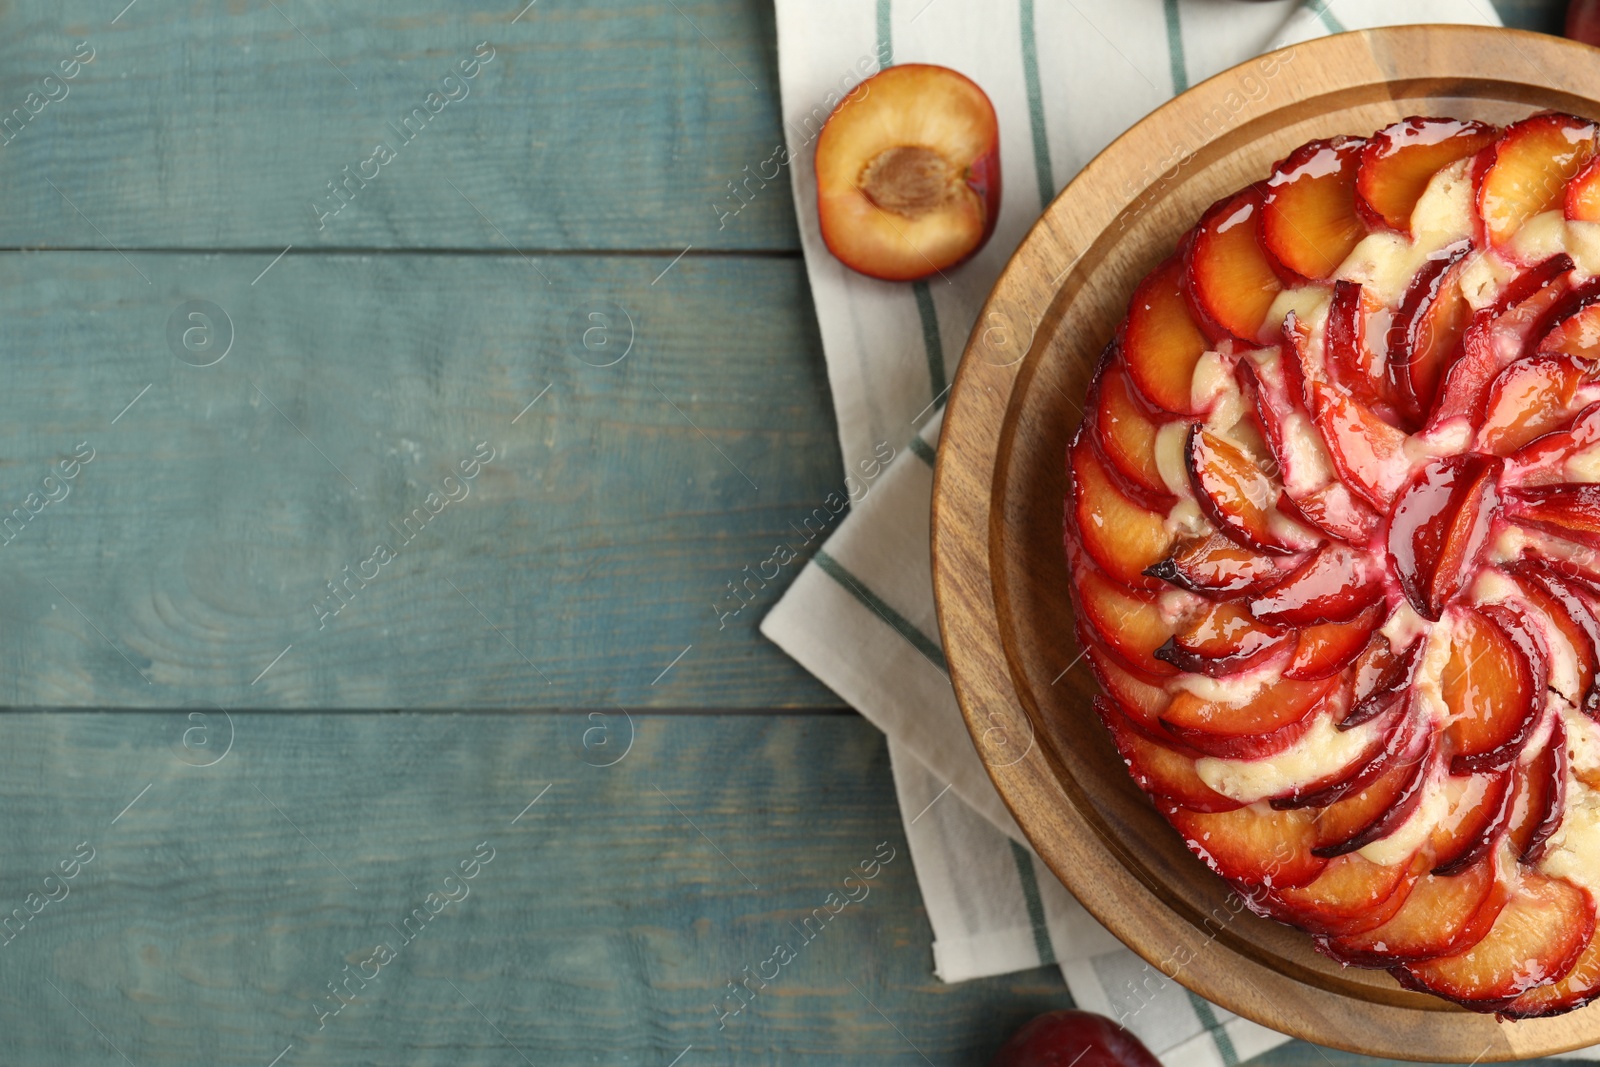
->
[[755, 2, 1600, 1065]]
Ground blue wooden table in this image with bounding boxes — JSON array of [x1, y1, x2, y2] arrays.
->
[[0, 1, 1572, 1064]]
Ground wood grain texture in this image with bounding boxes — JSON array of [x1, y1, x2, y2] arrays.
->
[[0, 711, 1078, 1066], [0, 0, 799, 250], [932, 25, 1600, 1061], [0, 252, 844, 709]]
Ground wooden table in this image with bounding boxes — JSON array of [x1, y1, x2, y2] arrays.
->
[[0, 1, 1573, 1064]]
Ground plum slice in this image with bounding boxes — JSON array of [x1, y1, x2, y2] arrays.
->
[[1122, 256, 1211, 415], [1260, 853, 1420, 938], [1395, 870, 1595, 1010], [1184, 185, 1285, 345], [1071, 556, 1179, 678], [1159, 674, 1338, 760], [1427, 769, 1516, 876], [1387, 242, 1472, 420], [1506, 559, 1600, 717], [1155, 601, 1288, 677], [1507, 717, 1567, 864], [1282, 604, 1385, 681], [1261, 136, 1369, 280], [1356, 117, 1500, 233], [1567, 155, 1600, 223], [1477, 353, 1600, 456], [1085, 643, 1170, 736], [1505, 482, 1600, 548], [1308, 382, 1412, 510], [1093, 356, 1175, 506], [1143, 532, 1286, 597], [1165, 803, 1326, 889], [1440, 604, 1547, 775], [1385, 453, 1501, 621], [1320, 854, 1506, 967], [1092, 696, 1241, 813], [1479, 112, 1598, 247], [1248, 541, 1384, 627], [1187, 426, 1314, 556], [1070, 435, 1174, 590], [1503, 927, 1600, 1017]]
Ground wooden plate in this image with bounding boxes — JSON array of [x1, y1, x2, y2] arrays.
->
[[931, 25, 1600, 1061]]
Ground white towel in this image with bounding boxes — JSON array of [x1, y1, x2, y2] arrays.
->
[[752, 2, 1600, 1064]]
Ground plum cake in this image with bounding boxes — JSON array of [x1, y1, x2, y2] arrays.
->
[[1067, 113, 1600, 1016]]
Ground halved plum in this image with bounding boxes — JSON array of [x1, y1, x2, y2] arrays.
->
[[815, 64, 1001, 281], [1356, 117, 1500, 233], [1261, 137, 1369, 280], [1478, 112, 1598, 247]]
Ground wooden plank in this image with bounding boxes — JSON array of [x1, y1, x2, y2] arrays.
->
[[0, 0, 801, 250], [0, 251, 848, 709], [0, 711, 1073, 1066]]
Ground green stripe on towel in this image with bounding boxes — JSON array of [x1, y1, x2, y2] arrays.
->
[[913, 281, 946, 396], [1018, 0, 1055, 211], [876, 0, 893, 67], [1186, 989, 1239, 1066], [1009, 840, 1057, 966], [813, 550, 947, 672], [907, 435, 936, 468], [1314, 2, 1347, 34], [1162, 0, 1188, 93]]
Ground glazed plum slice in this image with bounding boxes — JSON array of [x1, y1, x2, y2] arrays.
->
[[1385, 454, 1500, 621], [1261, 137, 1369, 280], [1395, 870, 1595, 1009], [1184, 185, 1286, 344], [1356, 117, 1499, 233]]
